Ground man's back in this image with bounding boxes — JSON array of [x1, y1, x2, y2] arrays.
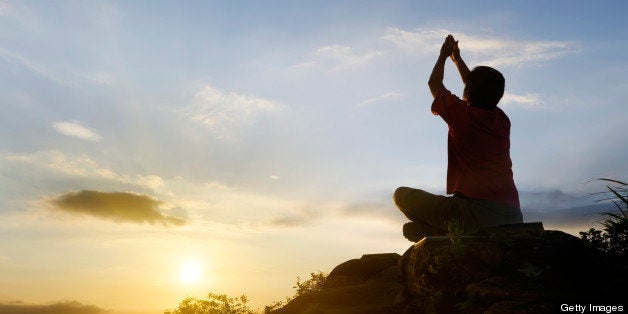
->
[[432, 88, 519, 209]]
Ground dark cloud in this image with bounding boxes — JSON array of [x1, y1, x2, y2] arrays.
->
[[342, 201, 405, 222], [268, 209, 318, 227], [269, 215, 313, 227], [51, 190, 186, 226], [523, 202, 609, 222], [519, 189, 594, 210], [344, 202, 389, 216], [0, 300, 107, 314]]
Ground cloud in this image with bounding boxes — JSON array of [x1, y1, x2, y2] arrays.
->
[[267, 209, 316, 227], [76, 72, 116, 85], [294, 45, 382, 70], [383, 27, 575, 67], [358, 91, 404, 107], [341, 201, 404, 223], [53, 121, 102, 142], [382, 28, 445, 52], [268, 215, 312, 227], [51, 190, 186, 226], [5, 150, 164, 190], [0, 300, 107, 314], [0, 47, 72, 86], [183, 85, 284, 140], [0, 1, 13, 17], [519, 189, 594, 210], [500, 92, 543, 110]]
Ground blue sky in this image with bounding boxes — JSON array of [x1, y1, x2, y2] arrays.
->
[[1, 1, 627, 313]]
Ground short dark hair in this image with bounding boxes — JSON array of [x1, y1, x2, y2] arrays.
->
[[463, 66, 505, 110]]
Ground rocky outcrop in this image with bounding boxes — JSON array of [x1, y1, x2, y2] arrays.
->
[[400, 222, 626, 313], [271, 223, 626, 314], [272, 253, 405, 313]]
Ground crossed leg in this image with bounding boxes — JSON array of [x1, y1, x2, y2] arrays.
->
[[393, 186, 456, 241]]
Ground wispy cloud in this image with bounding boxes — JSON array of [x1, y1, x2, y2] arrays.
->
[[268, 215, 311, 227], [341, 201, 403, 223], [53, 120, 102, 141], [267, 209, 317, 227], [0, 1, 13, 17], [519, 189, 593, 210], [0, 47, 118, 88], [382, 28, 445, 52], [51, 190, 186, 226], [183, 85, 285, 140], [5, 150, 164, 190], [383, 27, 575, 67], [501, 92, 544, 110], [358, 91, 404, 107], [294, 45, 382, 70], [0, 47, 68, 84], [76, 71, 116, 85]]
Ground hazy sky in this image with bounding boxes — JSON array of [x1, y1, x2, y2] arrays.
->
[[1, 1, 627, 313]]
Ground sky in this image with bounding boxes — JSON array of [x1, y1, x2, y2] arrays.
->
[[1, 1, 627, 313]]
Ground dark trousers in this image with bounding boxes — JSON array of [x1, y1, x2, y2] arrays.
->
[[393, 186, 523, 235]]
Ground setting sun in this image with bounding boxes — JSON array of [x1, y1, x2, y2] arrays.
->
[[179, 261, 203, 284]]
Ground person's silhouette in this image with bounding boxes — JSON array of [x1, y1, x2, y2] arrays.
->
[[394, 35, 522, 242]]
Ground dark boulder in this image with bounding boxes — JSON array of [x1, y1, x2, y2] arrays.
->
[[270, 223, 626, 313]]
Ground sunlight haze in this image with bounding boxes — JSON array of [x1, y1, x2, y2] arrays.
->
[[1, 1, 627, 313]]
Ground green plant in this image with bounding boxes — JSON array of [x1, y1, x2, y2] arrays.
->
[[293, 272, 326, 298], [580, 178, 628, 259], [447, 220, 466, 255], [164, 293, 255, 314], [264, 271, 327, 313], [165, 272, 328, 314]]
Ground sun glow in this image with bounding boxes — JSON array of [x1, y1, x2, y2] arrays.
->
[[179, 261, 202, 284]]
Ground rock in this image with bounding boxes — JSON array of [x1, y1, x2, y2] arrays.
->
[[477, 222, 544, 238], [401, 235, 503, 297], [272, 253, 405, 314], [401, 222, 626, 313], [484, 300, 554, 314], [466, 276, 514, 300], [270, 223, 627, 313], [324, 253, 401, 288]]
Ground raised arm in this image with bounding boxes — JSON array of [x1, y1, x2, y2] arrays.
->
[[428, 35, 455, 99], [451, 40, 470, 84]]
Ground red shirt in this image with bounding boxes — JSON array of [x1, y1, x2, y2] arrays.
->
[[431, 88, 520, 209]]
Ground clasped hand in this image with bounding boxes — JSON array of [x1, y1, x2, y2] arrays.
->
[[440, 34, 461, 62]]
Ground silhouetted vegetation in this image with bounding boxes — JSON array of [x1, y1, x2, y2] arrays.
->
[[293, 271, 327, 298], [164, 272, 327, 314], [264, 271, 327, 313], [580, 178, 628, 261], [164, 293, 255, 314]]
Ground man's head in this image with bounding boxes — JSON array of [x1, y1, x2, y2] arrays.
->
[[463, 66, 505, 110]]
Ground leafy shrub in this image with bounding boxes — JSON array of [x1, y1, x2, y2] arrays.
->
[[164, 293, 255, 314], [580, 178, 628, 260], [264, 271, 327, 313], [165, 272, 328, 314], [293, 272, 327, 298]]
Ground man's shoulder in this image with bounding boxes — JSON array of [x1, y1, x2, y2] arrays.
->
[[495, 106, 512, 126], [433, 88, 465, 109], [437, 87, 463, 102]]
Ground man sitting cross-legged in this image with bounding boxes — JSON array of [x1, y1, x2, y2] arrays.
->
[[394, 34, 523, 242]]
